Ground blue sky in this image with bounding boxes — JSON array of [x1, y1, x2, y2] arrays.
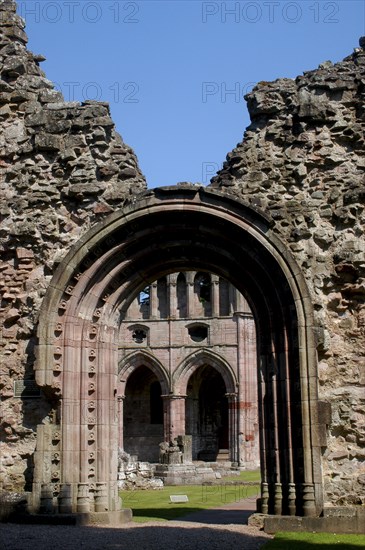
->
[[21, 0, 365, 188]]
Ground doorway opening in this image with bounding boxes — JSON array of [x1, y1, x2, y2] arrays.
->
[[186, 365, 229, 461], [123, 365, 163, 462]]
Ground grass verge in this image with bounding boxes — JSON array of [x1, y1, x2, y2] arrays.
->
[[262, 531, 365, 549]]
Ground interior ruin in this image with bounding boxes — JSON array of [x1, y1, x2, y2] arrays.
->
[[119, 271, 258, 466]]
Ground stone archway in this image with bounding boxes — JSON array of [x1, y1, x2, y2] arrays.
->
[[34, 186, 321, 518], [173, 349, 237, 396], [174, 349, 241, 465]]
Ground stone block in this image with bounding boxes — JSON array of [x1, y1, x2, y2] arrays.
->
[[264, 512, 365, 535], [264, 516, 303, 534], [34, 133, 63, 151]]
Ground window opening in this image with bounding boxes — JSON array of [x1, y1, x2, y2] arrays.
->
[[188, 325, 208, 342], [132, 329, 147, 343], [196, 273, 211, 303], [138, 286, 150, 306]]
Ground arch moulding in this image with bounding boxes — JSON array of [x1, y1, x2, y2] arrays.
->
[[33, 186, 321, 518], [118, 350, 169, 396], [173, 348, 237, 395]]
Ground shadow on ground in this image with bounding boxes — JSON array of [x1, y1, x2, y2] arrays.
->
[[132, 506, 254, 524], [0, 523, 270, 550], [177, 506, 254, 524]]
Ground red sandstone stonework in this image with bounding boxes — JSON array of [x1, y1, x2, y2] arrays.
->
[[119, 271, 258, 467], [0, 0, 364, 526]]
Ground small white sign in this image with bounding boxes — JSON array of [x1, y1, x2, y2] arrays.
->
[[170, 495, 189, 503]]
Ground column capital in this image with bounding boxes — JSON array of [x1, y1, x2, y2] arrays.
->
[[185, 271, 196, 284], [225, 392, 238, 400], [167, 273, 178, 285]]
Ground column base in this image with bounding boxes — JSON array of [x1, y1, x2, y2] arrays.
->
[[263, 508, 365, 535], [76, 509, 133, 526]]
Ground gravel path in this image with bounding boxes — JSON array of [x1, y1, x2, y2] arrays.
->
[[0, 498, 272, 550], [0, 521, 271, 550]]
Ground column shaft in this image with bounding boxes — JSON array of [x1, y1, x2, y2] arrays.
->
[[150, 282, 158, 318]]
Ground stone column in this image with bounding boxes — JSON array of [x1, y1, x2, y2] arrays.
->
[[255, 342, 271, 515], [77, 483, 90, 513], [162, 394, 170, 442], [228, 284, 236, 314], [80, 324, 95, 487], [167, 274, 178, 318], [95, 482, 108, 512], [186, 272, 196, 317], [236, 291, 250, 313], [271, 351, 283, 515], [61, 320, 83, 509], [211, 274, 220, 316], [302, 483, 316, 517], [95, 324, 119, 513], [283, 326, 296, 515], [236, 313, 258, 467], [117, 396, 125, 450], [162, 394, 186, 441], [32, 423, 56, 509], [58, 483, 72, 514], [226, 393, 238, 463], [40, 484, 54, 514], [150, 282, 158, 318]]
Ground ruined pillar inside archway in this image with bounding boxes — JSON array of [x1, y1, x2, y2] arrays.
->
[[34, 187, 321, 518]]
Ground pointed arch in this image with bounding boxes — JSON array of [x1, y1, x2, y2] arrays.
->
[[34, 186, 321, 517], [118, 350, 169, 396], [173, 349, 237, 395]]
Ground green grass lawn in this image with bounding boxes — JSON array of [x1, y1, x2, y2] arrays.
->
[[262, 532, 365, 549], [223, 469, 261, 482], [120, 469, 260, 522]]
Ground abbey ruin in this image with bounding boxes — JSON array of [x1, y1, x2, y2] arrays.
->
[[0, 0, 364, 531]]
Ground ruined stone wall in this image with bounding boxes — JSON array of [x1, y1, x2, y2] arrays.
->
[[0, 0, 146, 491], [211, 43, 365, 505], [0, 0, 364, 508]]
